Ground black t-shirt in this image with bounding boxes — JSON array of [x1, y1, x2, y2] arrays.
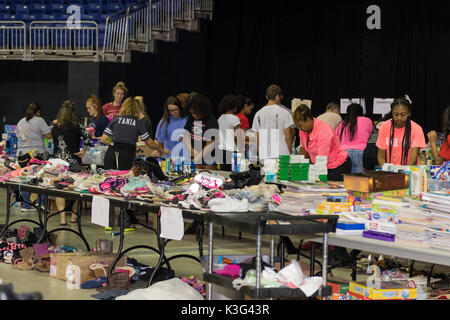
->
[[104, 116, 149, 145], [52, 124, 91, 162], [184, 115, 219, 151]]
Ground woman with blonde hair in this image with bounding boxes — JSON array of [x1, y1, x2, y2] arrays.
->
[[102, 81, 128, 120], [86, 94, 109, 137], [100, 97, 168, 170]]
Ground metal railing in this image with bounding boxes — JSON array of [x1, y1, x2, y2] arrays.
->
[[195, 0, 213, 12], [151, 0, 173, 32], [103, 7, 130, 58], [173, 0, 195, 22], [0, 21, 26, 57], [29, 21, 98, 58], [128, 0, 152, 45]]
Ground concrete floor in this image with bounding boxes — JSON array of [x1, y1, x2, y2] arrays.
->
[[0, 190, 448, 300]]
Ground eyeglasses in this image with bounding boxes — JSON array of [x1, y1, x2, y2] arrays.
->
[[168, 108, 178, 113]]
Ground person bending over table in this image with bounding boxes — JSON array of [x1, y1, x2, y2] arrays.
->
[[100, 97, 169, 170], [336, 103, 373, 174], [183, 93, 219, 169], [52, 101, 92, 225], [86, 94, 109, 138], [293, 104, 351, 181], [376, 98, 426, 166], [16, 102, 52, 212], [155, 96, 188, 157], [427, 106, 450, 165]]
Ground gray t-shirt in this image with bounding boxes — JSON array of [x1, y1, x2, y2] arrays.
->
[[16, 116, 51, 154]]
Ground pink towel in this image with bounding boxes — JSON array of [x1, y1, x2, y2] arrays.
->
[[215, 264, 240, 277]]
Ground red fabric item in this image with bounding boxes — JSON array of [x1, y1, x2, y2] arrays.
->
[[438, 135, 450, 161], [234, 113, 250, 130], [102, 103, 122, 119]]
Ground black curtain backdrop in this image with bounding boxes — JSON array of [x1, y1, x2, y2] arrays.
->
[[206, 0, 450, 133], [1, 0, 449, 135]]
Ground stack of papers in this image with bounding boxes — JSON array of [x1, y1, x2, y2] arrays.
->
[[421, 192, 450, 250], [395, 206, 432, 248]]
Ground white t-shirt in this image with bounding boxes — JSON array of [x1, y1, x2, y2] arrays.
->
[[16, 116, 51, 154], [252, 105, 294, 160], [218, 114, 241, 151]]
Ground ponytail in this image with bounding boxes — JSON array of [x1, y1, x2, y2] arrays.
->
[[25, 102, 41, 121]]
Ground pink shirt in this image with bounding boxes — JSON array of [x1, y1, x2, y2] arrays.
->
[[299, 118, 349, 169], [376, 120, 426, 165], [102, 103, 122, 119], [336, 116, 373, 150]]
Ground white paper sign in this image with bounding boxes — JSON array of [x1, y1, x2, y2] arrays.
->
[[373, 98, 394, 115], [91, 196, 110, 227], [340, 98, 366, 114], [292, 98, 312, 112], [160, 206, 184, 240]]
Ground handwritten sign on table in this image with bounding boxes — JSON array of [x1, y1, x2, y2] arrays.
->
[[160, 206, 184, 241], [91, 196, 110, 227]]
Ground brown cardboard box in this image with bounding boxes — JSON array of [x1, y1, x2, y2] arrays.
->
[[49, 252, 127, 283]]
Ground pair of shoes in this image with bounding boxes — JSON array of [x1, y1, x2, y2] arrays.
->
[[21, 207, 36, 212]]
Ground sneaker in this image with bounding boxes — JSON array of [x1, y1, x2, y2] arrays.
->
[[104, 227, 114, 231], [21, 207, 36, 212]]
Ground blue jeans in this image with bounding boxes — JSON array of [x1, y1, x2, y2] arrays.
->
[[346, 149, 364, 174], [20, 192, 47, 209]]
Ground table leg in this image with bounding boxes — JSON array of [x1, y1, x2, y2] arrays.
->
[[310, 242, 315, 277], [75, 200, 90, 251], [256, 224, 262, 296], [0, 187, 12, 238], [207, 221, 214, 300], [37, 197, 49, 244], [322, 233, 329, 290], [280, 237, 285, 269], [198, 220, 204, 257], [270, 235, 274, 267], [107, 206, 125, 284]]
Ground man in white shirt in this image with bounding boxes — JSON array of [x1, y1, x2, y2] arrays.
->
[[317, 102, 342, 130], [252, 84, 294, 164]]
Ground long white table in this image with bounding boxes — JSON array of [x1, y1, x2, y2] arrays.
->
[[310, 234, 450, 267]]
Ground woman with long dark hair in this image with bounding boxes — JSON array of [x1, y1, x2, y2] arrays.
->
[[427, 106, 450, 165], [155, 96, 187, 157], [16, 102, 52, 212], [336, 104, 373, 173], [376, 98, 426, 166]]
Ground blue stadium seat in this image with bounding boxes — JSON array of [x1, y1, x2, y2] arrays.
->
[[81, 13, 99, 22], [0, 5, 12, 14], [18, 13, 41, 23], [15, 5, 31, 15], [87, 3, 102, 14], [54, 13, 69, 21], [41, 14, 56, 21], [105, 3, 123, 14], [99, 14, 110, 22], [32, 4, 49, 14], [48, 4, 66, 14]]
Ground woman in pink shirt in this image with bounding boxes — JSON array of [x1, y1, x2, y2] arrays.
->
[[293, 105, 351, 181], [336, 104, 373, 173], [102, 81, 127, 120], [376, 98, 426, 166]]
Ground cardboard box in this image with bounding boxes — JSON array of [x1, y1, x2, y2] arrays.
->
[[49, 252, 127, 283], [328, 280, 350, 300], [343, 171, 409, 193], [349, 281, 417, 300]]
